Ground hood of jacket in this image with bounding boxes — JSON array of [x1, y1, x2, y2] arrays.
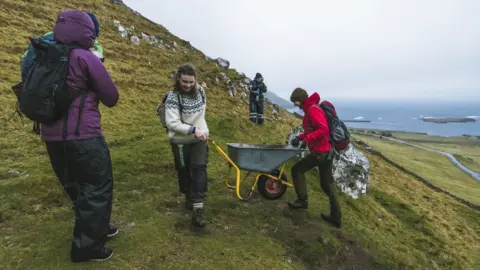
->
[[53, 9, 95, 49], [301, 92, 321, 112]]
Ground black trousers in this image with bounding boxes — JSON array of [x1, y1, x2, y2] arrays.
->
[[170, 140, 209, 203], [45, 136, 113, 260], [291, 152, 341, 221], [249, 94, 264, 125]]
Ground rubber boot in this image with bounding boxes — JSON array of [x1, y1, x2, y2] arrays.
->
[[321, 214, 341, 228], [288, 171, 308, 209], [192, 203, 205, 228], [322, 184, 342, 228], [288, 199, 308, 209]]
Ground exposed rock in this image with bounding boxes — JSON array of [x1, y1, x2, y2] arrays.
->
[[286, 124, 370, 199], [216, 57, 230, 69], [141, 32, 150, 41], [115, 21, 128, 37], [239, 83, 249, 93], [219, 72, 228, 79], [201, 82, 208, 88], [8, 170, 21, 176], [130, 35, 140, 45]]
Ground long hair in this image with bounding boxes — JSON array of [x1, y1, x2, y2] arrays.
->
[[173, 63, 198, 96]]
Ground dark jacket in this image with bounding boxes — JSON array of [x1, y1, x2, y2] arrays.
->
[[40, 9, 119, 142], [249, 79, 267, 99]]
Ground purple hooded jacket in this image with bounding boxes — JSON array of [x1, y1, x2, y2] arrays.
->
[[40, 9, 119, 142]]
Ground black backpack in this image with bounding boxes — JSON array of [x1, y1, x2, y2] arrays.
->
[[18, 37, 85, 125]]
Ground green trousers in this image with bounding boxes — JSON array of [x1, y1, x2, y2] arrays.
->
[[291, 151, 341, 221]]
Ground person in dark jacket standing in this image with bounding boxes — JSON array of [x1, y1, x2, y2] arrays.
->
[[288, 88, 342, 228], [41, 9, 119, 262], [19, 12, 103, 135], [249, 72, 267, 124]]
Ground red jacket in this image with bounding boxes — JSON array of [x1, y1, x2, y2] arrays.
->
[[298, 92, 331, 154]]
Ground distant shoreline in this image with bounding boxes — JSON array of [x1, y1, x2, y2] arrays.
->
[[350, 128, 480, 139]]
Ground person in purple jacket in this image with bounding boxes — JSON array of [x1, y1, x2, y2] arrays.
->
[[41, 9, 119, 262]]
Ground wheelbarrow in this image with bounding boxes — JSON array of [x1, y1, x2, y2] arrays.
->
[[208, 139, 305, 201]]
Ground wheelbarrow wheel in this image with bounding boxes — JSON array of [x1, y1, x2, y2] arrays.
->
[[257, 172, 288, 200]]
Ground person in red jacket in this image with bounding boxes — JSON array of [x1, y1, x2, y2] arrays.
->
[[288, 87, 342, 228]]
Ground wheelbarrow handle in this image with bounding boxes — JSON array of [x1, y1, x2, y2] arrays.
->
[[206, 138, 245, 200]]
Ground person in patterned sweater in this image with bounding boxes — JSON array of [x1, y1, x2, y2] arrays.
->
[[165, 63, 209, 228], [249, 72, 267, 124]]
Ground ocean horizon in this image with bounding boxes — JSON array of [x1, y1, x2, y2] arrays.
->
[[285, 100, 480, 137]]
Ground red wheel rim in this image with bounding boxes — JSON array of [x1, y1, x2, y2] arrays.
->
[[265, 177, 282, 194]]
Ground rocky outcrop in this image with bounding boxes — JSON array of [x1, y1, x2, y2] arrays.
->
[[216, 58, 230, 69], [113, 20, 178, 50]]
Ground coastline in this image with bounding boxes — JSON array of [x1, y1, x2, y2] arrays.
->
[[351, 128, 480, 182], [350, 128, 480, 139]]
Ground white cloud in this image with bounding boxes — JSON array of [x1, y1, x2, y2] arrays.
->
[[124, 0, 480, 102]]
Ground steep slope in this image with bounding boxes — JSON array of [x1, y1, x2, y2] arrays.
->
[[0, 1, 479, 269]]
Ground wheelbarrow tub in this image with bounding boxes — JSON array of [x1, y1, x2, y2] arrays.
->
[[226, 143, 304, 173]]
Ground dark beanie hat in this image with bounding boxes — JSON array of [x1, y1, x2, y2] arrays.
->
[[86, 12, 100, 37], [255, 72, 262, 79], [290, 87, 309, 103]]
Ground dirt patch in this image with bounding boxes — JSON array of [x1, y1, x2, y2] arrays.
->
[[275, 208, 381, 270], [325, 231, 382, 270]]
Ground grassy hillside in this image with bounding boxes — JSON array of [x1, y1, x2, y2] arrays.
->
[[353, 134, 480, 205], [1, 1, 479, 269], [390, 132, 480, 172]]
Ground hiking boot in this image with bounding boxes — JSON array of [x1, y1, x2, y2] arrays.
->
[[71, 247, 114, 263], [192, 207, 206, 228], [321, 214, 341, 228], [91, 247, 114, 261], [287, 199, 308, 209], [107, 224, 119, 238]]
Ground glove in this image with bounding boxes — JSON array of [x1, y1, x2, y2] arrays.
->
[[291, 137, 300, 147], [299, 141, 307, 149]]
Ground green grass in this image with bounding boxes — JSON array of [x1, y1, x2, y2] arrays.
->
[[390, 132, 480, 172], [354, 134, 480, 205], [1, 0, 480, 269]]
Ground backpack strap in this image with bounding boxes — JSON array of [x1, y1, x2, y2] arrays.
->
[[176, 92, 183, 123], [199, 87, 206, 104], [305, 104, 330, 145], [305, 104, 317, 132]]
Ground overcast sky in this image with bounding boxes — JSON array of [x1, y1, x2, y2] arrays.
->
[[124, 0, 480, 102]]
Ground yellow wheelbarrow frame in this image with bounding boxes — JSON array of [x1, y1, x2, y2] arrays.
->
[[209, 139, 301, 201]]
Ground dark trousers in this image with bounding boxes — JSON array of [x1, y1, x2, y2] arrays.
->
[[291, 152, 341, 221], [170, 140, 209, 203], [249, 95, 264, 125], [45, 136, 113, 260]]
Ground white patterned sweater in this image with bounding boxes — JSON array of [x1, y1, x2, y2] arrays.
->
[[165, 87, 209, 144]]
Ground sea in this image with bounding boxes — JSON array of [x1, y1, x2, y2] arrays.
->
[[286, 100, 480, 137]]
